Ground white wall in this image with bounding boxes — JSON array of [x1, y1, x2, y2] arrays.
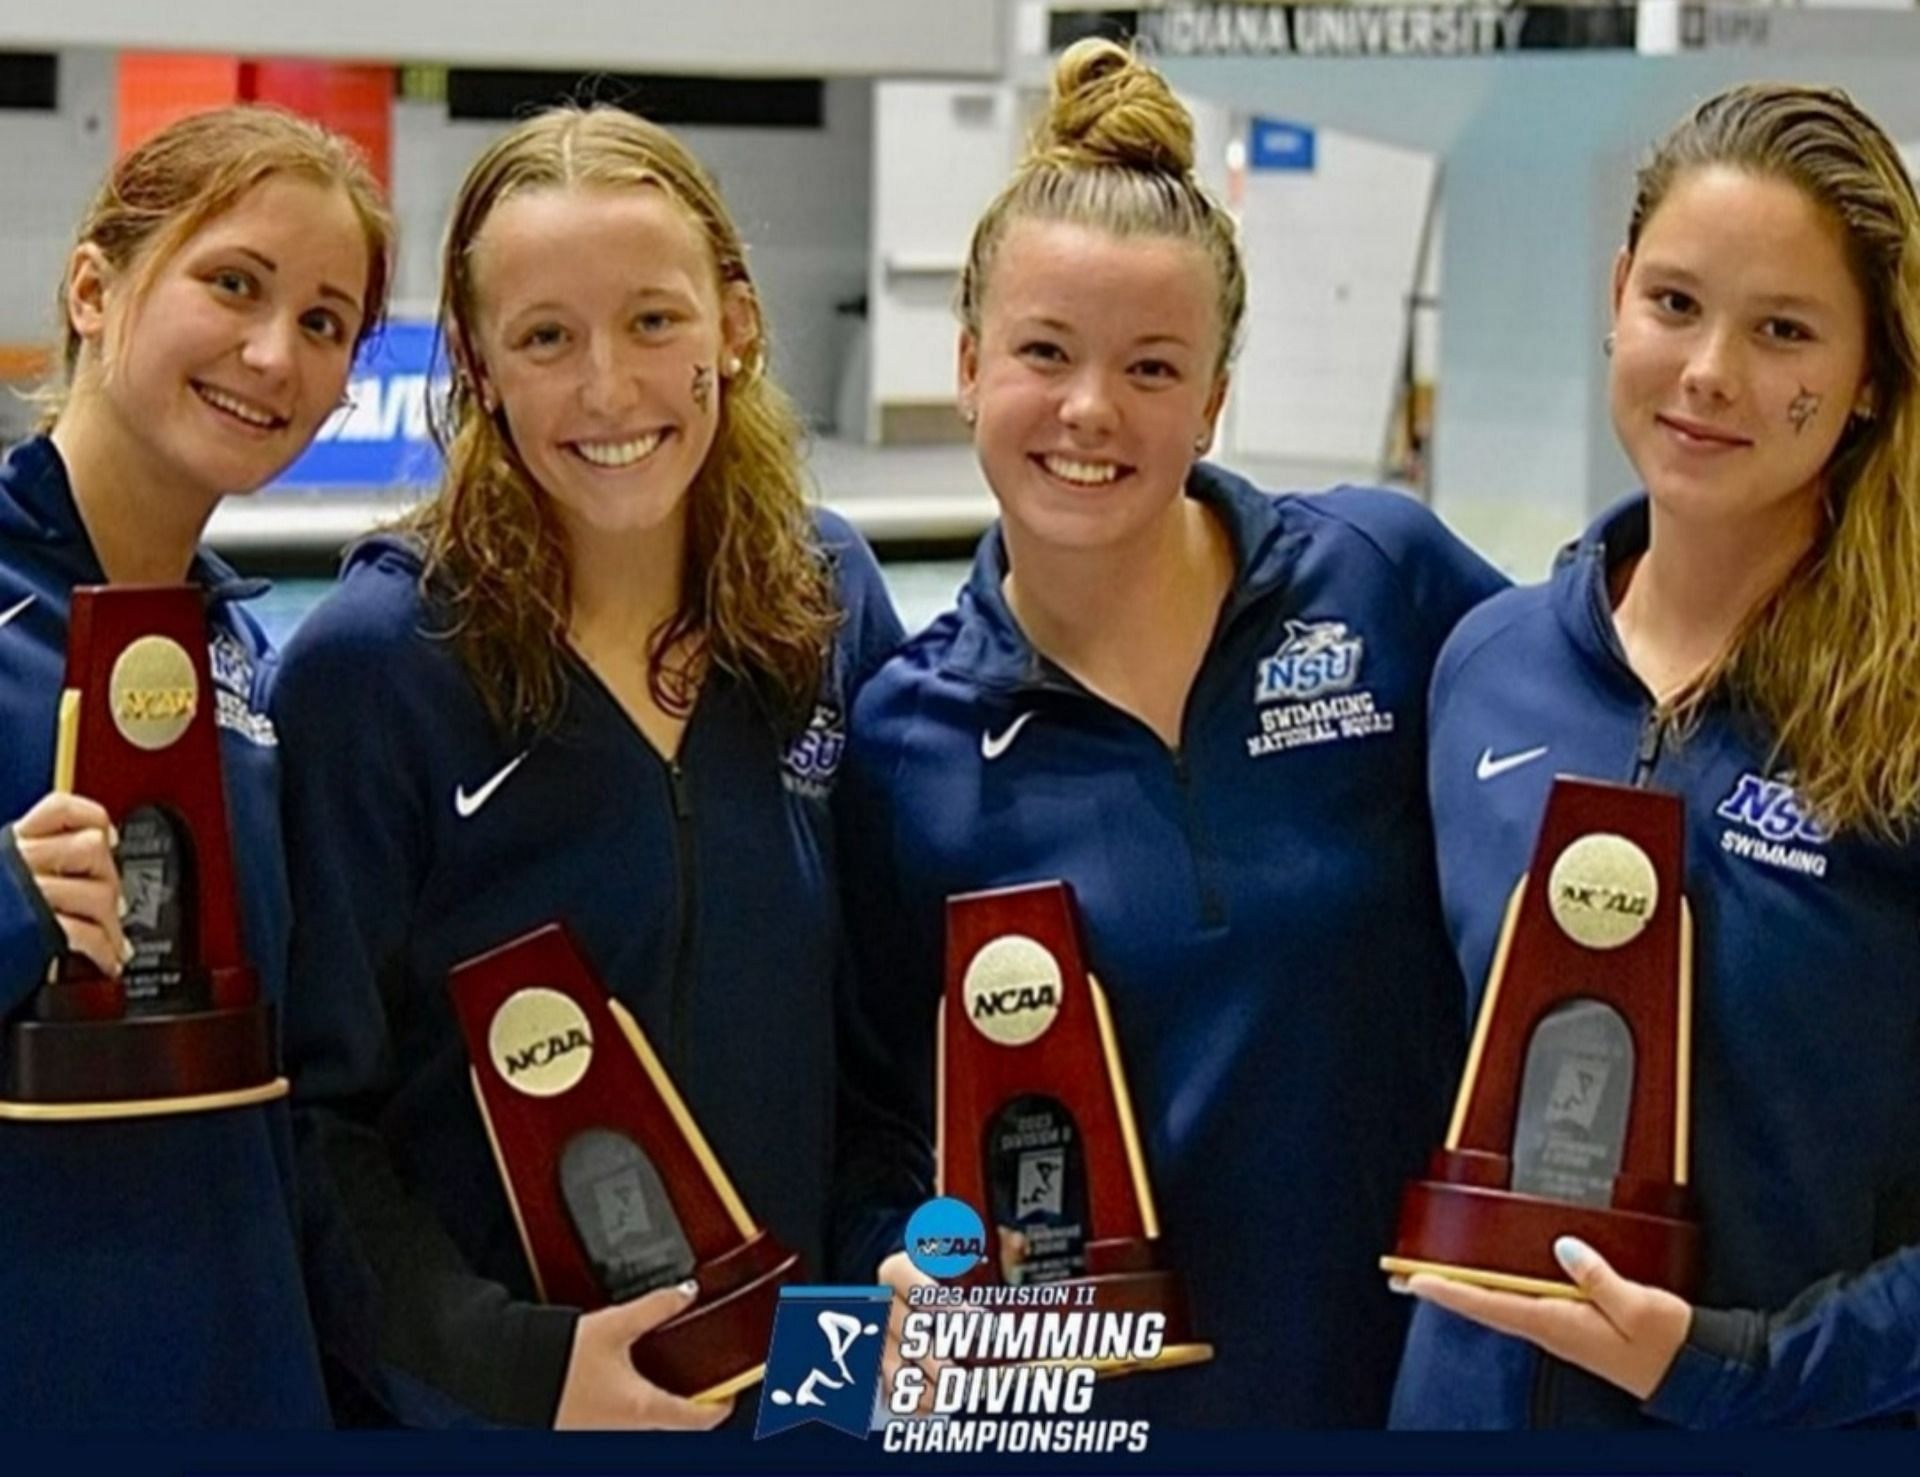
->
[[0, 50, 112, 345], [867, 79, 1018, 434], [0, 0, 1002, 77], [1230, 124, 1434, 470]]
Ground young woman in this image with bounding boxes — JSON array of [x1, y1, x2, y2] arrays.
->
[[0, 106, 391, 1426], [1393, 84, 1920, 1428], [836, 40, 1506, 1427], [274, 106, 902, 1430]]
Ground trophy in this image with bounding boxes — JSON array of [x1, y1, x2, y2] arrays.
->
[[940, 880, 1211, 1374], [1381, 776, 1701, 1297], [448, 922, 798, 1402], [0, 586, 283, 1119]]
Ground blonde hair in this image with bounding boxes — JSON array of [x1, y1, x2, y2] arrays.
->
[[958, 38, 1245, 377], [414, 105, 835, 737], [38, 104, 393, 427], [1631, 84, 1920, 836]]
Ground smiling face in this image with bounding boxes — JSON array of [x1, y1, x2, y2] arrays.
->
[[464, 184, 753, 549], [959, 218, 1227, 558], [73, 173, 369, 501], [1610, 165, 1873, 531]]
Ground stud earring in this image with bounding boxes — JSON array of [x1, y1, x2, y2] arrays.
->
[[723, 354, 744, 378], [960, 403, 977, 427], [1602, 332, 1616, 358]]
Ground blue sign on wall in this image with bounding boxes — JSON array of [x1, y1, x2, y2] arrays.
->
[[268, 318, 447, 492], [1249, 117, 1317, 172]]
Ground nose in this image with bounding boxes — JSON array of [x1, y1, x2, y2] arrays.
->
[[1058, 365, 1119, 438], [1679, 321, 1741, 405], [238, 311, 300, 384], [579, 334, 641, 419]]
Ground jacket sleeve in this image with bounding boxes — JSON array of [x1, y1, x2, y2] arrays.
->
[[1313, 486, 1510, 665], [1643, 1245, 1920, 1427], [0, 822, 63, 1016], [829, 673, 937, 1283], [818, 516, 928, 1279], [273, 602, 576, 1428]]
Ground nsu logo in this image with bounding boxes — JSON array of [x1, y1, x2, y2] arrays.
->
[[1255, 619, 1364, 703], [1716, 773, 1831, 845]]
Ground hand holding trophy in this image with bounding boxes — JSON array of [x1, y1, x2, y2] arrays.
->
[[1383, 776, 1701, 1299], [449, 923, 798, 1403], [940, 880, 1211, 1375], [1, 586, 283, 1118]]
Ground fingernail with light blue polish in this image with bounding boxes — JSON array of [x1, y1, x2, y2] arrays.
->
[[1554, 1236, 1595, 1274]]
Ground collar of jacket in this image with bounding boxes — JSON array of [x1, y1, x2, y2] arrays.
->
[[1551, 489, 1662, 705], [1, 434, 268, 605], [939, 460, 1309, 693]]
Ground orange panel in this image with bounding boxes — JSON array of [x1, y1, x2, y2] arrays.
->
[[245, 62, 394, 192], [116, 54, 244, 156]]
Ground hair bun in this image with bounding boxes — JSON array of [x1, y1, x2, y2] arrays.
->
[[1039, 38, 1195, 177]]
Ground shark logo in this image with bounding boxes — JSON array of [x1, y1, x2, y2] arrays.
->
[[1255, 619, 1364, 703]]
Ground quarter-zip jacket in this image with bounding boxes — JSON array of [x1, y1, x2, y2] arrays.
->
[[0, 435, 328, 1427], [274, 516, 902, 1427], [1392, 495, 1920, 1428], [838, 464, 1506, 1426]]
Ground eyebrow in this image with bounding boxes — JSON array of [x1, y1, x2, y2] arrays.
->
[[1638, 262, 1831, 316], [236, 246, 364, 316], [1016, 317, 1195, 348]]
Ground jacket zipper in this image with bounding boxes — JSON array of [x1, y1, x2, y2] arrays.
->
[[1170, 747, 1227, 929], [1630, 706, 1668, 788], [665, 758, 697, 1080]]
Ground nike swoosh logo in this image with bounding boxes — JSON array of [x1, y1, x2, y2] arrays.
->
[[0, 595, 33, 631], [981, 712, 1036, 761], [454, 752, 528, 818], [1476, 745, 1550, 782]]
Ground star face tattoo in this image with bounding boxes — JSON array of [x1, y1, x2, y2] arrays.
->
[[691, 364, 714, 413], [1788, 387, 1821, 436]]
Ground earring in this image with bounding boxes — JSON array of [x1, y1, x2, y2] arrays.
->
[[960, 403, 977, 427], [723, 354, 744, 378], [1193, 433, 1210, 455], [1602, 333, 1616, 359]]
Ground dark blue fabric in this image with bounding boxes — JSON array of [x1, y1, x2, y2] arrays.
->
[[274, 511, 904, 1427], [1392, 494, 1920, 1429], [0, 435, 327, 1428], [838, 464, 1506, 1427]]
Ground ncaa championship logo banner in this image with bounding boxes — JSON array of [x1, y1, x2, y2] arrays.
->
[[754, 1285, 891, 1440]]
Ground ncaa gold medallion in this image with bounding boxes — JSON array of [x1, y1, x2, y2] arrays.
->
[[488, 987, 594, 1097], [963, 934, 1063, 1047], [108, 636, 198, 751], [1547, 832, 1658, 950]]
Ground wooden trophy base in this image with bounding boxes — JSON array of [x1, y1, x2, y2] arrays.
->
[[629, 1227, 800, 1401], [0, 973, 283, 1121], [1381, 1149, 1700, 1299]]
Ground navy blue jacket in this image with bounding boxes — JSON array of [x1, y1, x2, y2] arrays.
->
[[1392, 496, 1920, 1428], [274, 514, 902, 1427], [839, 465, 1506, 1426], [0, 436, 328, 1427]]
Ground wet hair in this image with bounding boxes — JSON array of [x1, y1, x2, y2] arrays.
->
[[37, 104, 393, 426], [413, 104, 835, 737], [958, 37, 1245, 377], [1629, 84, 1920, 835]]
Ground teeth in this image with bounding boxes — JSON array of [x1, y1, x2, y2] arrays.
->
[[196, 384, 279, 428], [573, 431, 667, 468], [1041, 455, 1121, 486]]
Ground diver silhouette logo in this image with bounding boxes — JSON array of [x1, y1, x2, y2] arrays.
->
[[755, 1286, 892, 1439]]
